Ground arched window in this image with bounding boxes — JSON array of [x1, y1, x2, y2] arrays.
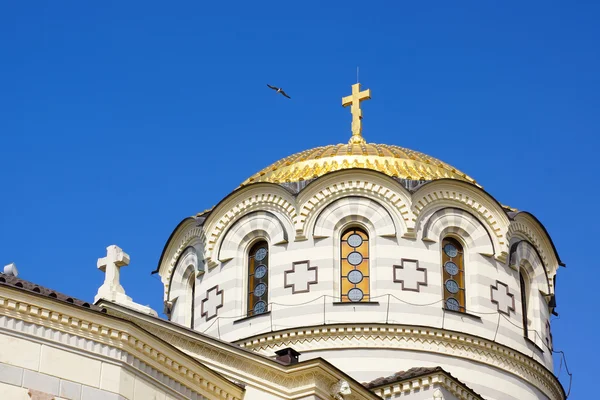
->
[[184, 273, 196, 329], [520, 270, 529, 337], [341, 228, 370, 302], [248, 241, 269, 316], [442, 237, 465, 312]]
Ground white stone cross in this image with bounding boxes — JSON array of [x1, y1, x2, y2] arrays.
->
[[201, 286, 224, 321], [93, 244, 158, 316], [95, 245, 131, 303], [490, 281, 515, 316], [393, 259, 427, 292], [284, 261, 318, 293]]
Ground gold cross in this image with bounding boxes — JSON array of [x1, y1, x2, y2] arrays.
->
[[342, 83, 371, 144]]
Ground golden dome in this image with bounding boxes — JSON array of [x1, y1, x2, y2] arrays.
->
[[241, 142, 478, 187]]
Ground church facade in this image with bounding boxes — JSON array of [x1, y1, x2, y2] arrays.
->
[[0, 84, 565, 400]]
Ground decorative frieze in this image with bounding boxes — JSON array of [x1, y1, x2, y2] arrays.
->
[[236, 323, 564, 400]]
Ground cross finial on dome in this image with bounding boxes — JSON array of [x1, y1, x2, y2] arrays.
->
[[342, 83, 371, 144]]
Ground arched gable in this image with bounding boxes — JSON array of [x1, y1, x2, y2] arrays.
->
[[156, 217, 204, 300], [217, 211, 289, 262], [507, 212, 563, 279], [412, 180, 510, 261], [297, 170, 411, 240], [202, 183, 297, 268], [509, 240, 551, 294], [313, 196, 396, 239], [420, 207, 494, 256], [168, 246, 198, 324]]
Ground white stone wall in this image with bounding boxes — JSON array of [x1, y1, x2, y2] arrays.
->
[[0, 330, 206, 400]]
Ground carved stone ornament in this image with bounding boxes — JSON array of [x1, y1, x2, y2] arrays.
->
[[330, 379, 352, 400]]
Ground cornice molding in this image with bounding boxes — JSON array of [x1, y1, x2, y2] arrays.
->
[[370, 372, 483, 400], [103, 305, 378, 400], [236, 323, 564, 400], [0, 287, 243, 400]]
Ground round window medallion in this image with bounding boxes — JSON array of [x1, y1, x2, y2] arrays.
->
[[347, 251, 363, 266], [347, 233, 363, 248], [254, 283, 267, 297], [443, 243, 458, 258], [254, 265, 267, 279], [444, 261, 459, 276], [347, 288, 364, 302], [253, 301, 267, 314], [446, 298, 460, 311], [445, 279, 460, 294], [347, 269, 364, 284], [255, 248, 267, 261]]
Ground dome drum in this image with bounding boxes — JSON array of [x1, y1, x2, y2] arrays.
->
[[154, 83, 565, 400]]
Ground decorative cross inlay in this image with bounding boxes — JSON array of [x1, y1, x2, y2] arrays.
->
[[201, 285, 223, 321], [393, 259, 427, 292], [284, 261, 318, 294], [545, 320, 553, 351], [342, 83, 371, 144], [490, 281, 516, 316]]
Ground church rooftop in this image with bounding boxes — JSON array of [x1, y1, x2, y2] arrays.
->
[[241, 142, 478, 187], [0, 272, 101, 311]]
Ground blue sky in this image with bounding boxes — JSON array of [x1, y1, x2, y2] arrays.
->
[[1, 2, 597, 397]]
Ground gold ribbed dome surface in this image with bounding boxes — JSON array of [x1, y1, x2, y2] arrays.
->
[[241, 142, 478, 187]]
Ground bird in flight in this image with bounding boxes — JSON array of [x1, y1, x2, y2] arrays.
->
[[267, 84, 291, 99]]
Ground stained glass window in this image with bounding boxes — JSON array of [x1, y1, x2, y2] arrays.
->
[[520, 271, 529, 337], [248, 241, 269, 316], [341, 228, 370, 302], [186, 273, 195, 329], [442, 237, 465, 312]]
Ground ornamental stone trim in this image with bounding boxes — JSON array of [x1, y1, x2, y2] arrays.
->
[[370, 372, 482, 400], [236, 323, 564, 400]]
